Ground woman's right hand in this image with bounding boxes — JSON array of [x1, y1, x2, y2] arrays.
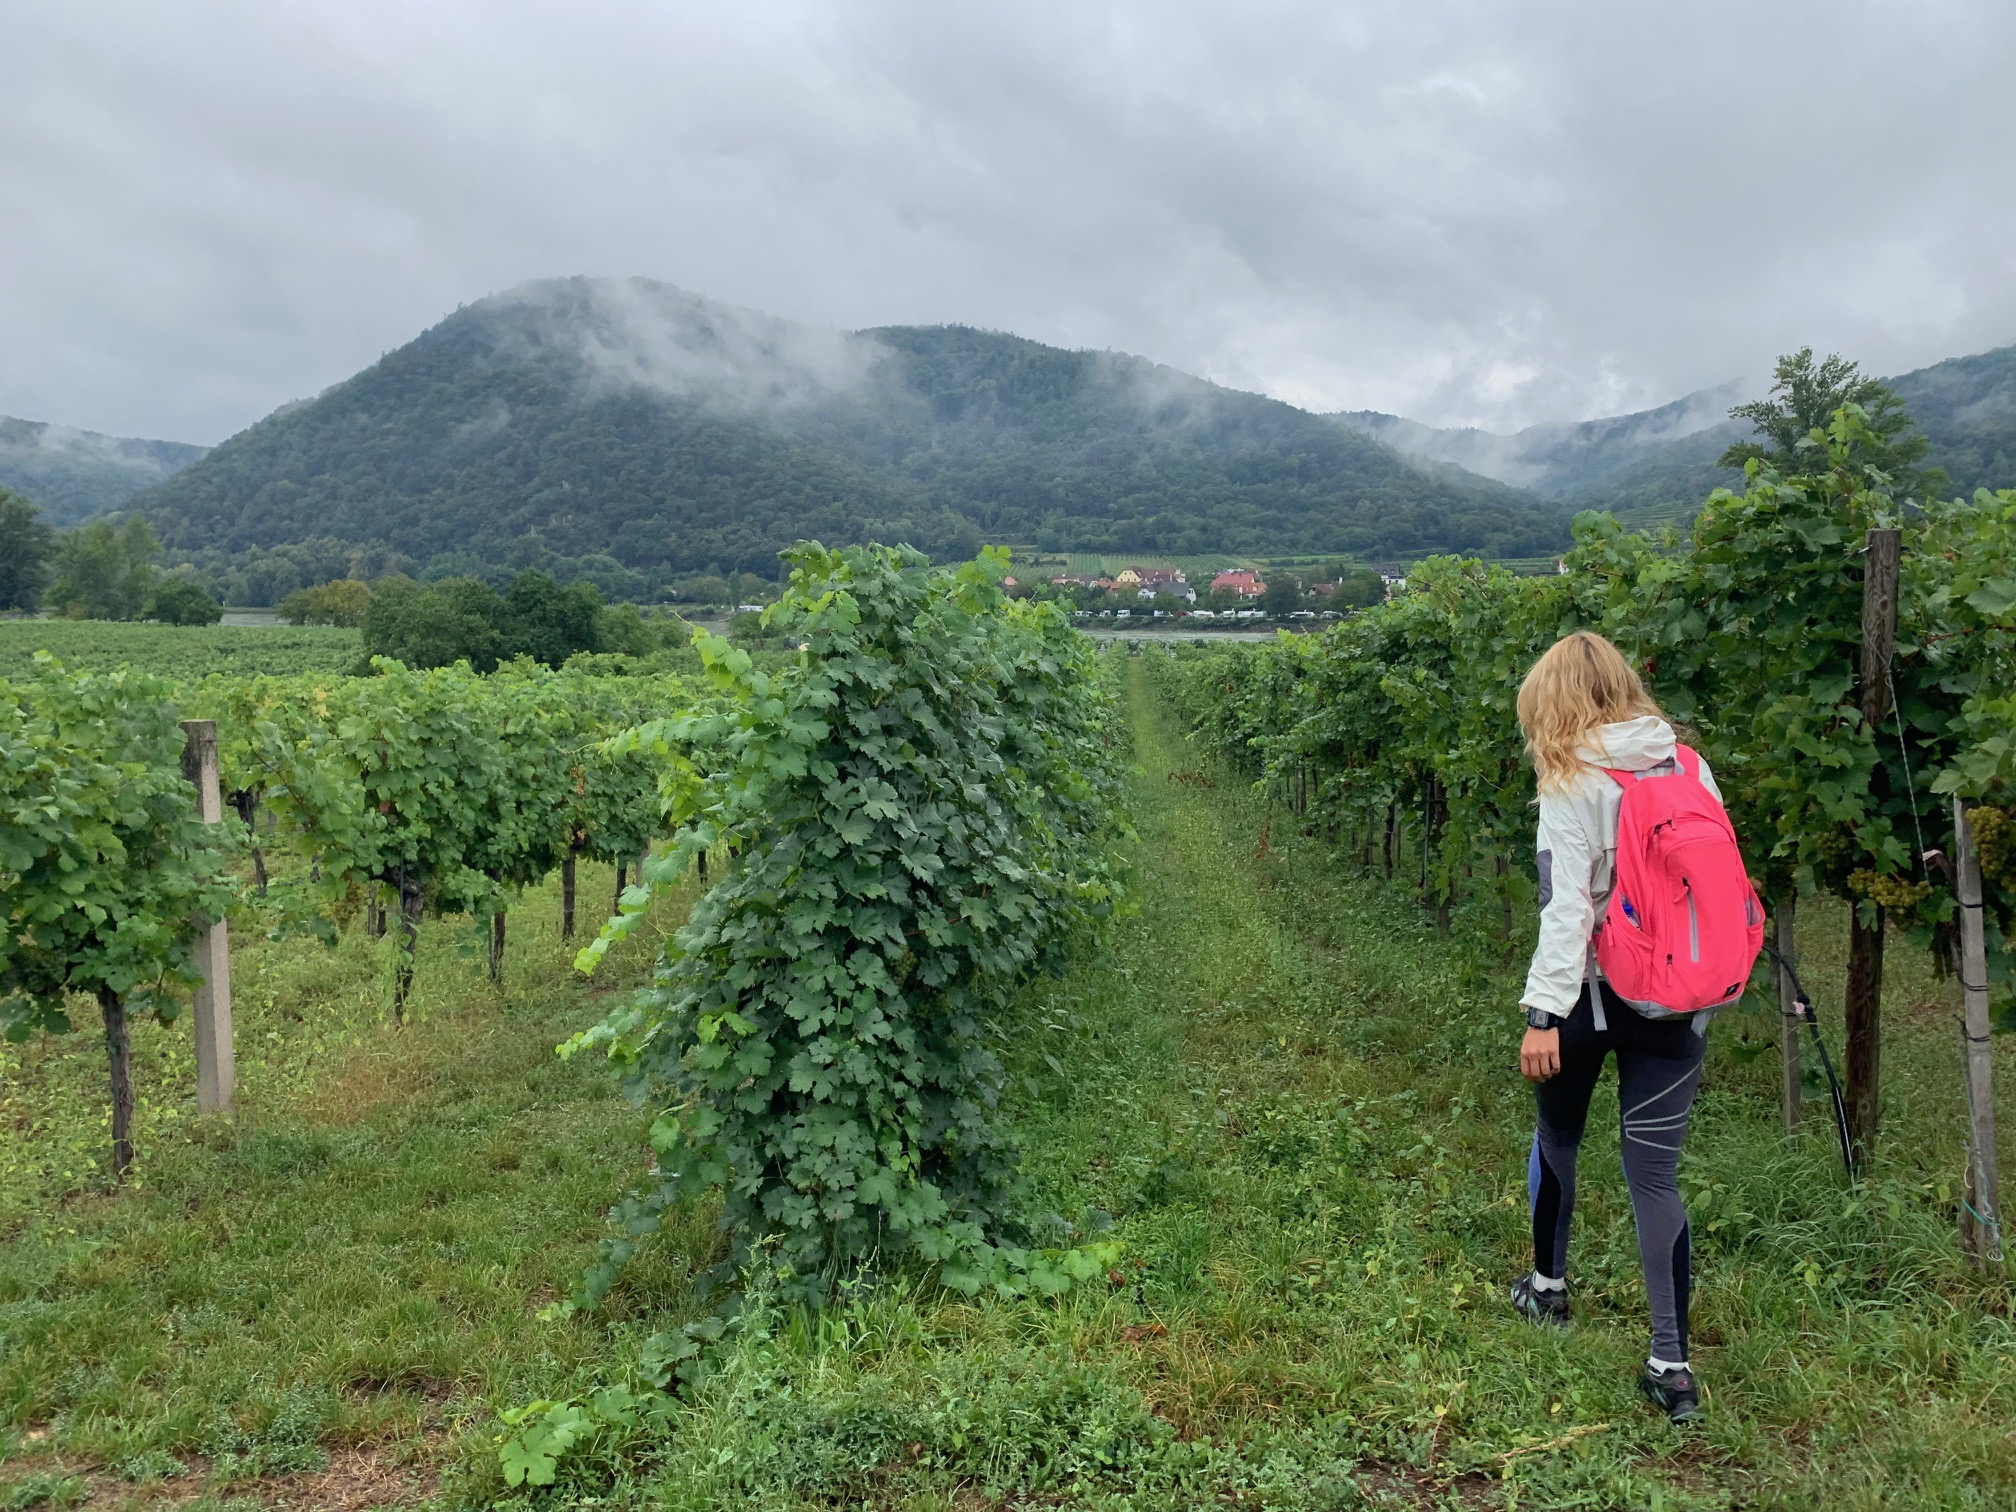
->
[[1520, 1026, 1561, 1081]]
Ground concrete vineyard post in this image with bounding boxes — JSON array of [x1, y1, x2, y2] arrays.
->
[[1845, 526, 1900, 1163], [1775, 899, 1801, 1132], [180, 719, 236, 1116], [1952, 799, 2004, 1268]]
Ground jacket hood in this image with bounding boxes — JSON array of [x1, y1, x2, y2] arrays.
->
[[1575, 715, 1677, 772]]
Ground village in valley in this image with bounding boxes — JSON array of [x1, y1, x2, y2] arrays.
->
[[1003, 560, 1409, 626]]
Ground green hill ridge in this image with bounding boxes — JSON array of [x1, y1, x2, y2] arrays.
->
[[134, 277, 1568, 583], [1337, 342, 2016, 523]]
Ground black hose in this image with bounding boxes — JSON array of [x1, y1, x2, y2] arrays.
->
[[1761, 943, 1857, 1180]]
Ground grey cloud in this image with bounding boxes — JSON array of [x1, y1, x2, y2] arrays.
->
[[2, 0, 2013, 446]]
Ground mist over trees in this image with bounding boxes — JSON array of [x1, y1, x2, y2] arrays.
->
[[0, 415, 207, 527], [1336, 338, 2016, 525], [1888, 343, 2016, 499], [26, 279, 2015, 611], [127, 278, 1569, 586]]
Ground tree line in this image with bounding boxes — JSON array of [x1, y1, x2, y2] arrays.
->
[[0, 494, 223, 623]]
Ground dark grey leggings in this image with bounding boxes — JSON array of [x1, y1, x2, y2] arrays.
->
[[1528, 980, 1708, 1362]]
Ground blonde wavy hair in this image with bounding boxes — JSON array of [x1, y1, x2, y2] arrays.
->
[[1517, 632, 1666, 793]]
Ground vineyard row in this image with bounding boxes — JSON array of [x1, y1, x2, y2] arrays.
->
[[1148, 408, 2016, 1262], [2, 652, 696, 1175], [2, 544, 1133, 1314]]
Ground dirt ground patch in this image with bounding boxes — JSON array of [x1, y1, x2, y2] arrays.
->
[[1, 1439, 441, 1512]]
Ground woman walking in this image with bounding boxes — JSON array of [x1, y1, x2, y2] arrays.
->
[[1508, 631, 1761, 1423]]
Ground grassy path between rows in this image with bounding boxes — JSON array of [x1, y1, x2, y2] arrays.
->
[[5, 656, 2015, 1510]]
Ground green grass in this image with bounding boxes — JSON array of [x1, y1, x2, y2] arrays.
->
[[3, 659, 2014, 1508], [0, 862, 714, 1509], [0, 621, 361, 680]]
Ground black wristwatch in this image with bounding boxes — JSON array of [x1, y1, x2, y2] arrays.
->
[[1526, 1006, 1561, 1030]]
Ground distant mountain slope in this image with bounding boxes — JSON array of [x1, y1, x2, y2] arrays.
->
[[1888, 344, 2016, 498], [136, 277, 1568, 580], [1334, 385, 1754, 520], [0, 416, 208, 526], [1549, 421, 1747, 522], [1338, 341, 2016, 521], [1336, 380, 1748, 498]]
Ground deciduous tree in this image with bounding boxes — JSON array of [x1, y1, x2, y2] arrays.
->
[[0, 489, 55, 612], [48, 516, 161, 621], [145, 576, 223, 625], [1721, 347, 1943, 499]]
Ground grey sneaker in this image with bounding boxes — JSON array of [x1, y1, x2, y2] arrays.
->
[[1638, 1363, 1701, 1422], [1509, 1273, 1571, 1327]]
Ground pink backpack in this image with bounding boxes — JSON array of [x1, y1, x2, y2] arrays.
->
[[1596, 745, 1764, 1015]]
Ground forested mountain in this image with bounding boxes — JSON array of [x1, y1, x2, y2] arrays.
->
[[1336, 381, 1748, 498], [134, 277, 1566, 582], [0, 415, 208, 526], [1339, 341, 2016, 521], [1336, 387, 1754, 522], [1888, 344, 2016, 497]]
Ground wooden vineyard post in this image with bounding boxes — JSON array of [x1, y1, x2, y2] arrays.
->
[[99, 985, 135, 1178], [561, 849, 578, 939], [180, 720, 236, 1116], [1952, 799, 2004, 1268], [1775, 898, 1801, 1132], [1845, 526, 1900, 1163], [393, 876, 424, 1020]]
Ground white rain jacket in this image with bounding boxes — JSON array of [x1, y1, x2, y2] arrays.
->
[[1518, 716, 1723, 1025]]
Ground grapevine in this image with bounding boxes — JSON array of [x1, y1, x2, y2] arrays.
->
[[570, 544, 1128, 1302], [0, 657, 238, 1176]]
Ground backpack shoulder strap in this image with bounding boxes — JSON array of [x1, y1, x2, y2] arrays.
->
[[1602, 746, 1693, 788]]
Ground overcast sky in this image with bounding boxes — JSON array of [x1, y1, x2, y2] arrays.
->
[[5, 0, 2014, 445]]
